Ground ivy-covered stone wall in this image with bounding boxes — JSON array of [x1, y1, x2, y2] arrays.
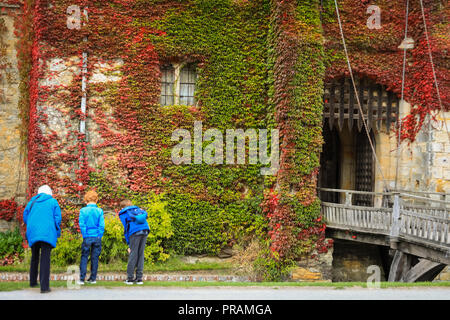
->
[[7, 0, 329, 279], [0, 0, 447, 279]]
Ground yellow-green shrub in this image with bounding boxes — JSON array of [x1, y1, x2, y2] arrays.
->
[[51, 231, 82, 267], [99, 215, 128, 263]]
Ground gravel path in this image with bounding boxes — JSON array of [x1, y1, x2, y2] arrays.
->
[[1, 286, 449, 300]]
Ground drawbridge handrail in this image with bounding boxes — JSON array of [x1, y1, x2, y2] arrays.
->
[[319, 188, 450, 257], [398, 192, 450, 205], [317, 187, 391, 196]]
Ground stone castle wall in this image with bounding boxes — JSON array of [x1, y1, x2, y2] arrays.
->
[[0, 6, 27, 203], [36, 54, 124, 190], [375, 101, 450, 196], [0, 3, 448, 281]]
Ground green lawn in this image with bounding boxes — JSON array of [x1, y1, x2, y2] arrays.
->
[[0, 255, 234, 274], [2, 255, 449, 292], [0, 281, 449, 292]]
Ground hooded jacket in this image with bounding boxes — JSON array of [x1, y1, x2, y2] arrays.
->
[[79, 204, 105, 239], [118, 206, 149, 245], [23, 193, 62, 248]]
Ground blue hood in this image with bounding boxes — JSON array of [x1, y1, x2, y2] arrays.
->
[[119, 206, 149, 245], [33, 193, 53, 203], [119, 205, 139, 215]]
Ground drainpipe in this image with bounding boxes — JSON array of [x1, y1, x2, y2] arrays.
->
[[80, 7, 88, 138], [79, 7, 88, 189], [80, 51, 87, 136]]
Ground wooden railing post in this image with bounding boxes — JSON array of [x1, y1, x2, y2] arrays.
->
[[390, 192, 401, 249], [345, 192, 352, 206]]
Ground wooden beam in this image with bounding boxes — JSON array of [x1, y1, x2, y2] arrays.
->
[[395, 240, 450, 265], [388, 251, 413, 281], [357, 77, 364, 132], [329, 82, 335, 131], [386, 90, 393, 133], [377, 84, 383, 130], [348, 78, 354, 131], [325, 228, 391, 247], [368, 86, 373, 131], [401, 259, 446, 282], [339, 77, 345, 130]]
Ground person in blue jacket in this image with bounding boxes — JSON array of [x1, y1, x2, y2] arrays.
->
[[23, 185, 62, 293], [119, 199, 149, 284], [78, 190, 104, 285]]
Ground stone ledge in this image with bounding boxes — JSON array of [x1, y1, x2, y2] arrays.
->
[[291, 267, 326, 282], [0, 3, 21, 9]]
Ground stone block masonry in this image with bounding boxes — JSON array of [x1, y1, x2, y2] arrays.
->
[[331, 239, 388, 282], [0, 6, 27, 204], [375, 106, 450, 194]]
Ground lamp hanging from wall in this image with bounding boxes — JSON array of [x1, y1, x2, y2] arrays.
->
[[398, 37, 415, 50]]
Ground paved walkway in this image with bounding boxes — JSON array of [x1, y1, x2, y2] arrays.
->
[[1, 286, 449, 300]]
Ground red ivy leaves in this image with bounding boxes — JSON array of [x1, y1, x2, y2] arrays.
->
[[0, 199, 18, 221], [323, 0, 449, 142], [0, 199, 26, 245]]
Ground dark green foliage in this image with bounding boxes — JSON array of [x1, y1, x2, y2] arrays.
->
[[0, 228, 24, 261]]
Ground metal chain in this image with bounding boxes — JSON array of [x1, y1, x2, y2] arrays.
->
[[333, 0, 390, 192], [418, 0, 450, 142], [395, 0, 410, 190]]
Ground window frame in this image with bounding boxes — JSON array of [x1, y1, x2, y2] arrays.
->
[[159, 62, 197, 106], [160, 64, 175, 106]]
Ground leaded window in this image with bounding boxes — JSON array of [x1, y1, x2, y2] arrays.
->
[[160, 65, 175, 106], [159, 63, 197, 106], [179, 64, 197, 106]]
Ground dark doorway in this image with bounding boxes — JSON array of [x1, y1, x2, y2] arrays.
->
[[319, 122, 341, 203], [353, 129, 375, 206]]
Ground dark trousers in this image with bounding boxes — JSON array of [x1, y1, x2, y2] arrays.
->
[[80, 237, 102, 281], [127, 233, 147, 281], [30, 241, 52, 291]]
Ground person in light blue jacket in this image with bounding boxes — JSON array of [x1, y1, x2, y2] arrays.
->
[[78, 190, 104, 285], [23, 185, 62, 293]]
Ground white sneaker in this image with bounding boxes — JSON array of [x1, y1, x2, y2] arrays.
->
[[124, 280, 134, 285], [77, 280, 85, 285], [135, 280, 143, 285], [86, 279, 97, 284]]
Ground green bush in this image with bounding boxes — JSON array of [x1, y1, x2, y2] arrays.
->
[[101, 193, 174, 264], [99, 214, 128, 264], [134, 194, 173, 263], [162, 192, 266, 256], [45, 193, 174, 266], [0, 228, 24, 264], [51, 231, 82, 267], [164, 194, 228, 255], [253, 242, 296, 281]]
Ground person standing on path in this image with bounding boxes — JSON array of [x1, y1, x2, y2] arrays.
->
[[78, 190, 104, 285], [119, 199, 149, 285], [23, 185, 62, 294]]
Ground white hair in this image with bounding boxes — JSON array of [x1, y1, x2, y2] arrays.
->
[[37, 185, 53, 196]]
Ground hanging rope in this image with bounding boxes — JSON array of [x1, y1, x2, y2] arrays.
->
[[395, 0, 410, 190], [418, 0, 450, 143], [333, 0, 390, 192], [400, 0, 410, 103]]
